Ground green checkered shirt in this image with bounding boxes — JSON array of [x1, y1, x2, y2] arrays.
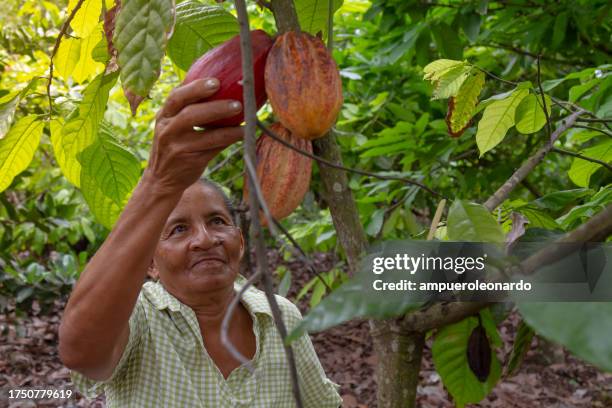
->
[[71, 277, 342, 407]]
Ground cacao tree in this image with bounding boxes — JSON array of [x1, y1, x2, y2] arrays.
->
[[1, 0, 611, 407]]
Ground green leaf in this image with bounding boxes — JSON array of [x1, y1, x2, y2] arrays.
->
[[277, 267, 291, 297], [461, 12, 481, 43], [551, 11, 568, 49], [568, 139, 612, 187], [506, 320, 534, 376], [54, 24, 106, 83], [447, 200, 504, 243], [431, 23, 463, 60], [514, 93, 552, 134], [569, 78, 599, 103], [51, 72, 118, 187], [532, 188, 592, 212], [68, 0, 102, 37], [476, 88, 529, 156], [0, 79, 39, 139], [557, 187, 612, 230], [516, 207, 559, 230], [294, 0, 343, 39], [114, 0, 174, 108], [433, 316, 501, 406], [78, 123, 141, 229], [167, 2, 239, 71], [0, 116, 45, 193], [518, 302, 612, 372], [447, 70, 485, 135], [423, 59, 466, 82]]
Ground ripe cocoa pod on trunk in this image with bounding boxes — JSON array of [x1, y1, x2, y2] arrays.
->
[[243, 123, 312, 225], [183, 29, 273, 127], [265, 31, 343, 140]]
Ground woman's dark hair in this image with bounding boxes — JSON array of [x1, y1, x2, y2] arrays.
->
[[198, 178, 235, 218]]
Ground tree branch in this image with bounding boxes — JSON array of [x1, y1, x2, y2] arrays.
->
[[233, 1, 303, 406], [401, 204, 612, 332], [257, 121, 447, 199], [47, 0, 86, 116], [483, 110, 584, 211], [574, 124, 612, 138]]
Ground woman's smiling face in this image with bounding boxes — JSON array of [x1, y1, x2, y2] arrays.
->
[[153, 182, 244, 298]]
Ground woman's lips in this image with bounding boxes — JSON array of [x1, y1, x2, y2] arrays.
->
[[191, 258, 225, 269]]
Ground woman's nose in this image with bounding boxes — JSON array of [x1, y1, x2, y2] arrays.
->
[[188, 223, 219, 250]]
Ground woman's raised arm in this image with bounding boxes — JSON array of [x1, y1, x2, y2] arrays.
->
[[58, 78, 243, 380]]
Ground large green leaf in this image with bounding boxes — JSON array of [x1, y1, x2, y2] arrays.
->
[[514, 93, 552, 134], [114, 0, 174, 111], [432, 314, 501, 407], [447, 69, 485, 134], [0, 116, 44, 192], [518, 302, 612, 372], [295, 0, 343, 39], [51, 72, 118, 187], [423, 59, 466, 82], [78, 123, 141, 229], [447, 200, 505, 243], [167, 2, 238, 71], [476, 88, 529, 156], [568, 139, 612, 187]]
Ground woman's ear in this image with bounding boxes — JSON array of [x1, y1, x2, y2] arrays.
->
[[147, 259, 160, 281]]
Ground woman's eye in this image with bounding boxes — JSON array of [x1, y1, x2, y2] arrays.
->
[[170, 224, 187, 235], [211, 217, 227, 226]]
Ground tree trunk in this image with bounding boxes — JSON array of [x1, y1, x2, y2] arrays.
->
[[267, 3, 426, 407]]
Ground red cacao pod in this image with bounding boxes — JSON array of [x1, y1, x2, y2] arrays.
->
[[244, 123, 312, 225], [264, 31, 343, 140], [183, 29, 273, 127]]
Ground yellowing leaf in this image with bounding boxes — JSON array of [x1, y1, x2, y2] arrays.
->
[[447, 70, 485, 136], [432, 64, 472, 100], [51, 72, 118, 186], [515, 94, 552, 134], [476, 88, 529, 156], [0, 116, 44, 192], [423, 59, 466, 81], [68, 0, 102, 37], [54, 24, 106, 83]]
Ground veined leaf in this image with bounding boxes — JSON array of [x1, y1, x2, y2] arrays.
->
[[423, 59, 466, 82], [515, 94, 552, 134], [54, 24, 106, 83], [167, 2, 238, 71], [476, 88, 529, 156], [568, 139, 612, 187], [295, 0, 343, 39], [0, 78, 40, 139], [506, 320, 534, 376], [432, 64, 472, 100], [447, 200, 505, 243], [433, 315, 501, 407], [51, 72, 118, 187], [518, 302, 612, 372], [114, 0, 175, 113], [446, 70, 485, 136], [79, 123, 141, 229], [68, 0, 102, 37], [0, 116, 44, 192]]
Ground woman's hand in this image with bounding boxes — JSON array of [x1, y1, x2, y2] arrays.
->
[[144, 77, 244, 196]]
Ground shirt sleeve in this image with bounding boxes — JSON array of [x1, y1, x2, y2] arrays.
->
[[281, 300, 343, 408], [70, 296, 147, 399]]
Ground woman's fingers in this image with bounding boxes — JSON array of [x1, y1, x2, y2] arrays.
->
[[158, 78, 221, 118], [181, 126, 244, 152], [170, 100, 243, 133]]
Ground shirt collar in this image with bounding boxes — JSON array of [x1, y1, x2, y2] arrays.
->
[[143, 277, 274, 318]]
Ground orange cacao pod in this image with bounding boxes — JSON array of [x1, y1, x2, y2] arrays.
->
[[244, 123, 312, 225], [264, 31, 343, 140]]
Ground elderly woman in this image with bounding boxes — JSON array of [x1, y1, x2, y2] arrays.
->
[[59, 78, 342, 407]]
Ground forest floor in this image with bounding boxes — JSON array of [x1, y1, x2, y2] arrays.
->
[[1, 251, 611, 407]]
